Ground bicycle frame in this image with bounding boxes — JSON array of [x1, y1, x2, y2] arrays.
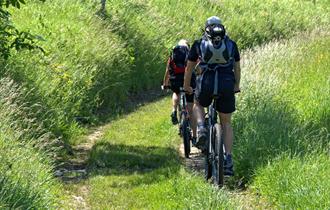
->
[[206, 99, 218, 155]]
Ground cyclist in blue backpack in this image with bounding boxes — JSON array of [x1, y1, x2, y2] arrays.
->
[[184, 16, 241, 176], [163, 39, 197, 142]]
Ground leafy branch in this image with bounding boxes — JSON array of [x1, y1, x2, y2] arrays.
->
[[0, 0, 45, 59]]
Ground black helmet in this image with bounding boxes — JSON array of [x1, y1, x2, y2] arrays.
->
[[204, 16, 226, 48], [205, 25, 226, 48], [205, 25, 225, 40]]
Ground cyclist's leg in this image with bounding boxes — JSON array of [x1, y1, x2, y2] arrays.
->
[[194, 71, 213, 148], [193, 100, 208, 149], [219, 113, 233, 155], [193, 100, 205, 126], [171, 74, 184, 111], [216, 87, 235, 154], [186, 93, 196, 138], [169, 78, 182, 124], [194, 71, 213, 126], [172, 92, 180, 112], [188, 73, 197, 139], [216, 91, 235, 175]]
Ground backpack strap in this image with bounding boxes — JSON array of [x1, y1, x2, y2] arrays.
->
[[224, 36, 233, 61]]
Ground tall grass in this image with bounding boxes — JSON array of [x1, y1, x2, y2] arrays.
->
[[2, 1, 329, 208], [0, 138, 62, 209], [7, 0, 329, 144], [0, 78, 63, 209], [7, 1, 133, 143], [233, 28, 330, 208], [253, 154, 330, 209]]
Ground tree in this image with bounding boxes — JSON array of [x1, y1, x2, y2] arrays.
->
[[0, 0, 44, 59], [100, 0, 106, 12]]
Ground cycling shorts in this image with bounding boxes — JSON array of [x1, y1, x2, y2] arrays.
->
[[169, 74, 196, 103], [195, 70, 235, 113]]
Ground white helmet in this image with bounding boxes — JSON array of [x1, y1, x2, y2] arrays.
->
[[177, 39, 189, 47], [205, 16, 222, 28]]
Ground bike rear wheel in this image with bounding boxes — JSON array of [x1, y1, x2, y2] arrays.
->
[[212, 123, 224, 187]]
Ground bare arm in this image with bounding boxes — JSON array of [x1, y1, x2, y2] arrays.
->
[[163, 61, 170, 86], [234, 61, 241, 91], [184, 60, 197, 94]]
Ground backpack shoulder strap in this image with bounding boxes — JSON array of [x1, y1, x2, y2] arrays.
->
[[225, 36, 234, 59], [199, 38, 208, 62]]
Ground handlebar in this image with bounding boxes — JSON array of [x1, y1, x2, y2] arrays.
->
[[162, 85, 238, 94], [161, 85, 171, 90], [180, 87, 196, 94]]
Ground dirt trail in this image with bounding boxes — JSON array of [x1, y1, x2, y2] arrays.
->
[[179, 143, 268, 210], [55, 126, 106, 209], [179, 144, 204, 173]]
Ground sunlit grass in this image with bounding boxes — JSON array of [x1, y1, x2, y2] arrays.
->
[[0, 78, 64, 209], [1, 0, 329, 208], [233, 29, 330, 208], [87, 98, 235, 209], [253, 154, 330, 209], [7, 0, 330, 143]]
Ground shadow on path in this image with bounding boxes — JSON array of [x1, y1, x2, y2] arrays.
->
[[87, 142, 181, 187]]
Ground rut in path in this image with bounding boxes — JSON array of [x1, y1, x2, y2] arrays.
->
[[55, 126, 106, 183], [55, 126, 106, 210], [179, 144, 204, 173], [179, 143, 270, 210]]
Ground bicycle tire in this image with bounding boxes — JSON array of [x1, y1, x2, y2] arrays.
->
[[213, 123, 224, 187], [180, 111, 191, 158], [178, 110, 183, 137], [205, 125, 213, 180]]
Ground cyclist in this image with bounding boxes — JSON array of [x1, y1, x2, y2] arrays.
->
[[184, 16, 241, 176], [163, 39, 197, 142]]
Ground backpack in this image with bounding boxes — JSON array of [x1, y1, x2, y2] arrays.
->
[[169, 45, 189, 75], [199, 36, 234, 66]]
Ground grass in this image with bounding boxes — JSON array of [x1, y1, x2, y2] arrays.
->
[[232, 29, 330, 207], [253, 154, 330, 209], [5, 0, 329, 145], [75, 29, 330, 209], [0, 78, 64, 209], [0, 137, 63, 209], [85, 97, 235, 209], [0, 0, 329, 208]]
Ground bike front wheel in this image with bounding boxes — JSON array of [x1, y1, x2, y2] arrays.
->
[[212, 123, 224, 187], [205, 125, 213, 180]]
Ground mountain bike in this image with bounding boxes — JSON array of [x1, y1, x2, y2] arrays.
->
[[202, 73, 240, 187], [161, 85, 193, 158]]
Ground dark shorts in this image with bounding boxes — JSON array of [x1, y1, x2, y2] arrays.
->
[[195, 70, 235, 113], [170, 74, 196, 103]]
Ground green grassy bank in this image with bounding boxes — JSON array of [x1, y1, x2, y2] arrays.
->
[[234, 29, 330, 208], [7, 0, 330, 142], [79, 29, 330, 209], [0, 78, 63, 209], [0, 0, 329, 208]]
